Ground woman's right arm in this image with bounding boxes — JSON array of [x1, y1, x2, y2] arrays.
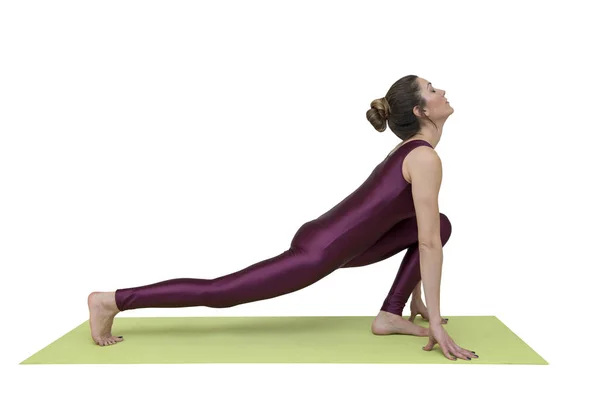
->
[[408, 148, 477, 361], [408, 147, 444, 325]]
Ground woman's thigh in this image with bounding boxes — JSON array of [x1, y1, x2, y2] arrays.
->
[[343, 213, 451, 268]]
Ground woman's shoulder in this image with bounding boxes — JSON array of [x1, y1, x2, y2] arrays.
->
[[403, 142, 440, 183]]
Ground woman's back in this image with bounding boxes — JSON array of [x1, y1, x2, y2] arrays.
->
[[290, 140, 434, 259]]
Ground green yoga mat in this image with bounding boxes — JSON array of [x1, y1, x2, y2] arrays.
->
[[20, 315, 548, 364]]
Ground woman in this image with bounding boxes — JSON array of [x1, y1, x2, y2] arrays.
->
[[88, 74, 477, 361]]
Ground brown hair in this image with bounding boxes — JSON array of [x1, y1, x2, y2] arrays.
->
[[366, 75, 438, 140]]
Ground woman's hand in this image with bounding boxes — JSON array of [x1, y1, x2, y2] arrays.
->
[[409, 297, 448, 325], [423, 323, 478, 361]]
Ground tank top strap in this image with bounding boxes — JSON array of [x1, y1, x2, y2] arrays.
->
[[386, 139, 433, 160], [406, 139, 433, 148]]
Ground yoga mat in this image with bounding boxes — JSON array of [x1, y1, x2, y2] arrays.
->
[[20, 316, 548, 365]]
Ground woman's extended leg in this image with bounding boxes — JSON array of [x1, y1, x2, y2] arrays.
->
[[113, 246, 345, 311], [89, 243, 348, 345]]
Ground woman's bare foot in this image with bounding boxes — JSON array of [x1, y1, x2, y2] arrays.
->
[[88, 291, 124, 346], [371, 310, 429, 336]]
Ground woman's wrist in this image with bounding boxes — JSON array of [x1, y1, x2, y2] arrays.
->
[[429, 312, 443, 324]]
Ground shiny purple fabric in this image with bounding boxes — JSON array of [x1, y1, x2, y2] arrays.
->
[[115, 140, 452, 315]]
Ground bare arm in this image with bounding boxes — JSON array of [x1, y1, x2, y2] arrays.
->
[[418, 244, 443, 323], [408, 148, 444, 325]]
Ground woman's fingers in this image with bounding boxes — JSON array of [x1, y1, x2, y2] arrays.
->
[[423, 327, 478, 360], [449, 341, 475, 360], [447, 336, 476, 358], [457, 345, 477, 359], [423, 336, 436, 351], [441, 337, 467, 361], [451, 344, 471, 360], [440, 341, 456, 360]]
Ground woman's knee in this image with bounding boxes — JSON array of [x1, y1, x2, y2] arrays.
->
[[440, 213, 452, 245]]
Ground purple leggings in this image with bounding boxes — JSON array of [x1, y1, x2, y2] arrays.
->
[[115, 213, 451, 315]]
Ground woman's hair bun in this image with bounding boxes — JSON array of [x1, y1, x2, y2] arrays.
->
[[366, 97, 390, 132]]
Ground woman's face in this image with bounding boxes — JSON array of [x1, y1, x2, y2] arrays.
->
[[415, 77, 452, 119]]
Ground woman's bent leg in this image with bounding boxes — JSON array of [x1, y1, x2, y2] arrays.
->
[[115, 246, 341, 311], [343, 213, 452, 316]]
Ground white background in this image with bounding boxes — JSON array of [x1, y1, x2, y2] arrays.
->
[[2, 0, 599, 398]]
